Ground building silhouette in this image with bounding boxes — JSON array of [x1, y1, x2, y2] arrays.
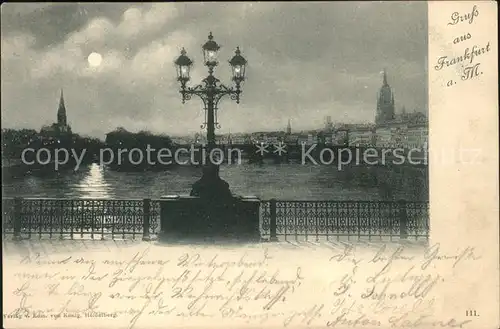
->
[[375, 70, 395, 125], [286, 119, 291, 135]]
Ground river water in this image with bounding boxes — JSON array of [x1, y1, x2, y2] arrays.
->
[[1, 162, 428, 201]]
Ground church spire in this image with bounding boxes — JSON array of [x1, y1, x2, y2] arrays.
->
[[286, 119, 291, 134], [57, 88, 67, 127], [382, 69, 388, 86]]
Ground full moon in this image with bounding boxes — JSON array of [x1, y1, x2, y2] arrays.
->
[[87, 52, 102, 67]]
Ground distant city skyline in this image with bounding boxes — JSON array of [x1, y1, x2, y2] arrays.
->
[[1, 2, 428, 139]]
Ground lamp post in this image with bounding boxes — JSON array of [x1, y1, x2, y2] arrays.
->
[[175, 32, 247, 198]]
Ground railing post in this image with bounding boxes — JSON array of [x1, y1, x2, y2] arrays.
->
[[13, 197, 22, 241], [398, 199, 408, 240], [142, 198, 151, 241], [269, 199, 278, 242]]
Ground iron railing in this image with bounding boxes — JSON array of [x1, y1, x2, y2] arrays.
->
[[2, 198, 429, 241], [2, 198, 160, 240], [260, 199, 429, 241]]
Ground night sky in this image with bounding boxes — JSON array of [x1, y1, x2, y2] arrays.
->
[[1, 2, 427, 138]]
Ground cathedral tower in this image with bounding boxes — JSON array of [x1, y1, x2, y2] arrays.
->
[[375, 70, 395, 125]]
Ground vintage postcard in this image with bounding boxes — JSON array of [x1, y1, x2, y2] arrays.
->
[[1, 2, 498, 329]]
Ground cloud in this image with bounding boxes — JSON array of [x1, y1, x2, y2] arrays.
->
[[1, 2, 427, 138], [1, 33, 38, 84], [1, 33, 35, 60], [0, 3, 54, 17], [118, 4, 178, 38], [66, 17, 114, 47], [128, 30, 195, 84], [21, 3, 179, 81]]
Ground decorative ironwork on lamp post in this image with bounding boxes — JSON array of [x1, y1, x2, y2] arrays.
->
[[174, 32, 247, 197]]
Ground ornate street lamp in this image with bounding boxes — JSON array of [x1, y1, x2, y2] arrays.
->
[[174, 48, 193, 84], [174, 32, 247, 198], [229, 47, 247, 84], [202, 32, 220, 66]]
